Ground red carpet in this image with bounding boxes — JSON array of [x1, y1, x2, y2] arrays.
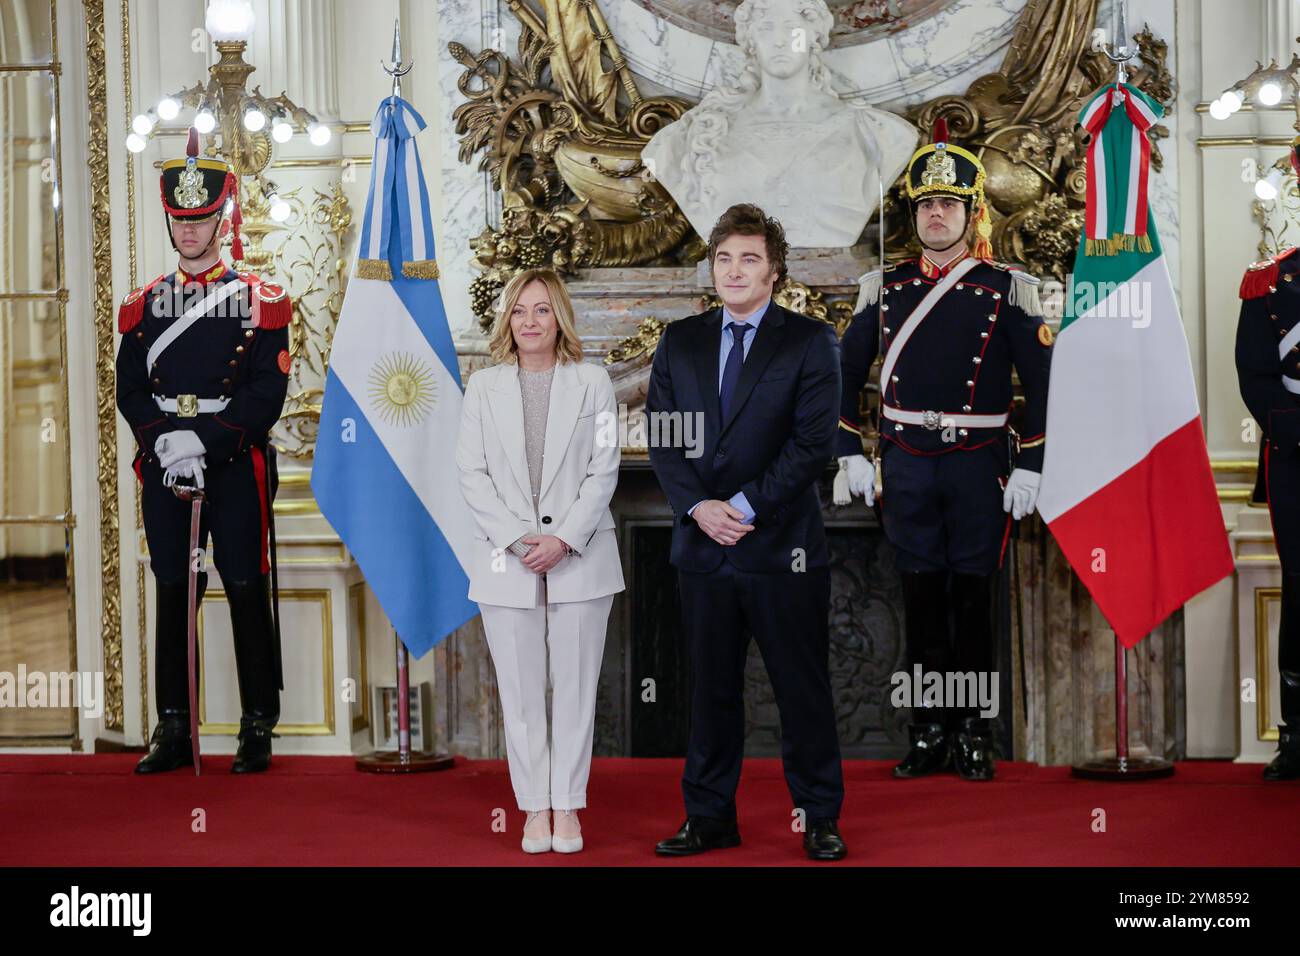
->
[[1, 756, 1296, 866]]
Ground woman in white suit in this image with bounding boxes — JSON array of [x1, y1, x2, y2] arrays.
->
[[456, 268, 624, 855]]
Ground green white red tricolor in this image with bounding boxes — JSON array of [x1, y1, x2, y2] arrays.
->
[[1079, 83, 1159, 248], [1037, 83, 1232, 648]]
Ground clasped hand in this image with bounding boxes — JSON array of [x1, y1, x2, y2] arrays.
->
[[155, 431, 207, 490], [520, 534, 569, 574], [693, 499, 754, 546]]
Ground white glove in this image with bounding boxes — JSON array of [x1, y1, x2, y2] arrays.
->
[[155, 430, 206, 469], [162, 456, 205, 489], [834, 455, 875, 506], [1002, 468, 1041, 520]]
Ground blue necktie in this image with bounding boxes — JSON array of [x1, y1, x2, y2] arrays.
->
[[719, 321, 747, 421]]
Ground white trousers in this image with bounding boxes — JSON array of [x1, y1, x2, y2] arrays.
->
[[479, 592, 613, 811]]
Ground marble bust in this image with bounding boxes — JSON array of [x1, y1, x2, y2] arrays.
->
[[643, 0, 918, 249]]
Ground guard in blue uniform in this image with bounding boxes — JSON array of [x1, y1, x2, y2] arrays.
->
[[835, 119, 1053, 780], [116, 129, 293, 774], [1236, 150, 1300, 779]]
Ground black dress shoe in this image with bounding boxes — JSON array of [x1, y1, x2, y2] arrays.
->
[[655, 816, 741, 856], [893, 722, 951, 778], [134, 716, 193, 774], [1264, 727, 1300, 781], [804, 818, 847, 861], [952, 717, 996, 781], [231, 724, 274, 774]]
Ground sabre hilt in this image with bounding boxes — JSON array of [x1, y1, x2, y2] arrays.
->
[[170, 483, 205, 503]]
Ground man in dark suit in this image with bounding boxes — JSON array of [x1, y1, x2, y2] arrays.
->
[[646, 203, 846, 860]]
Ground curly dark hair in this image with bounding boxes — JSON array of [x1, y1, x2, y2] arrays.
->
[[706, 203, 789, 286]]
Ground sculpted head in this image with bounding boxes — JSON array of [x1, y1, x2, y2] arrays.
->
[[735, 0, 834, 80]]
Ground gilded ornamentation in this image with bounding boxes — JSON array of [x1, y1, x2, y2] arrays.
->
[[122, 0, 147, 739], [891, 5, 1173, 282], [921, 148, 958, 187], [604, 317, 665, 365], [268, 183, 352, 460], [465, 0, 1173, 380], [84, 0, 124, 730], [1252, 160, 1300, 260], [173, 161, 210, 209], [449, 0, 693, 329]]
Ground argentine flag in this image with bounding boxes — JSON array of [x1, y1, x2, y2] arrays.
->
[[312, 95, 478, 657]]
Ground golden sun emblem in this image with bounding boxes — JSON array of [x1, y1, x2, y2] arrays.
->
[[367, 352, 436, 427]]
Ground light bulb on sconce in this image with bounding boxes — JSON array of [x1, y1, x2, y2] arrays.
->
[[194, 109, 217, 134], [308, 123, 331, 147], [269, 194, 292, 223], [271, 118, 293, 143], [156, 97, 180, 121], [1256, 167, 1284, 201], [205, 0, 256, 43], [1258, 81, 1283, 106], [243, 108, 267, 132]]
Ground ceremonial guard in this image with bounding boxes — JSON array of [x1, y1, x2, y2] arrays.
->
[[835, 120, 1053, 780], [1236, 142, 1300, 779], [116, 130, 292, 774]]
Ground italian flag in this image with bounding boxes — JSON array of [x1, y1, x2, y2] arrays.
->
[[1037, 83, 1233, 648]]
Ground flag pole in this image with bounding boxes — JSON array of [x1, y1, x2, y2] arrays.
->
[[355, 19, 453, 774], [1070, 1, 1174, 781], [1072, 636, 1174, 779]]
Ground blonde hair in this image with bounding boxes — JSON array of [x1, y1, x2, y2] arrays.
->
[[487, 269, 584, 366]]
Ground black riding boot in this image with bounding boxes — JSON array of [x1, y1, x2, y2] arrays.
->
[[226, 575, 280, 774], [894, 570, 954, 778], [136, 577, 204, 774], [1265, 572, 1300, 781], [949, 573, 1000, 779], [952, 716, 997, 781]]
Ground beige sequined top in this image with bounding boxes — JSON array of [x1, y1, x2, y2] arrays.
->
[[509, 364, 554, 558]]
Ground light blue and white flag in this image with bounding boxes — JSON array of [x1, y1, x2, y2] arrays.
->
[[312, 95, 478, 657]]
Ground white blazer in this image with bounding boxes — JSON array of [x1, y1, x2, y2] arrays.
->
[[456, 359, 625, 609]]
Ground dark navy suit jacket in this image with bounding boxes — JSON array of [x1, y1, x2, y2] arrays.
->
[[646, 300, 841, 573]]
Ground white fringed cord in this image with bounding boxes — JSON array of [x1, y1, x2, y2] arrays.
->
[[833, 457, 853, 506], [1008, 270, 1043, 317], [854, 270, 883, 313]]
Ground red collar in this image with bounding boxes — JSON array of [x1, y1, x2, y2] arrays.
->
[[919, 248, 969, 279], [176, 261, 228, 286]]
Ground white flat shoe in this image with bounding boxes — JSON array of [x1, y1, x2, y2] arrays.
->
[[552, 810, 583, 854], [522, 811, 552, 854]]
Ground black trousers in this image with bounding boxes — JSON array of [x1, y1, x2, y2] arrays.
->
[[139, 446, 275, 585], [677, 561, 844, 821], [136, 446, 281, 721], [880, 440, 1011, 575], [900, 570, 998, 730], [1265, 446, 1300, 727]]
